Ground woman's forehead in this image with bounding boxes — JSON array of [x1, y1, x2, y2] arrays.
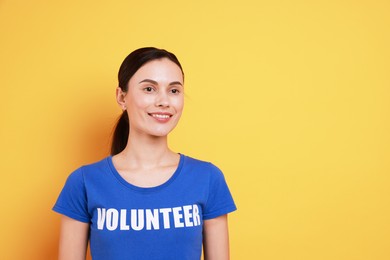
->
[[130, 58, 184, 84]]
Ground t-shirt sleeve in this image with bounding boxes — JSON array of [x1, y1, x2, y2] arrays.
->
[[203, 163, 237, 220], [52, 167, 90, 223]]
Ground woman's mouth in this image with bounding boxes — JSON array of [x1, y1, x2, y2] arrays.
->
[[148, 113, 173, 122]]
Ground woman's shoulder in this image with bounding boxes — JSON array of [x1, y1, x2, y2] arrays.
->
[[67, 156, 111, 179], [181, 154, 224, 176], [82, 156, 111, 170]]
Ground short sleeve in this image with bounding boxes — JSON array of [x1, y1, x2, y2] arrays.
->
[[52, 167, 90, 223], [203, 163, 237, 220]]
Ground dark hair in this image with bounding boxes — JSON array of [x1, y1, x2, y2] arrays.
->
[[111, 47, 184, 155]]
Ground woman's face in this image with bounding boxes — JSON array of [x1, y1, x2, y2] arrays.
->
[[117, 58, 184, 138]]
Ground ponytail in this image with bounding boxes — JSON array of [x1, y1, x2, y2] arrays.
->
[[111, 110, 129, 155]]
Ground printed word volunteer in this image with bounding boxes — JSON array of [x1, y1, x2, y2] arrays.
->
[[97, 204, 201, 231]]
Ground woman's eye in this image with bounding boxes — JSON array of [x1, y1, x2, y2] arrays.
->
[[144, 87, 154, 92], [171, 89, 180, 94]]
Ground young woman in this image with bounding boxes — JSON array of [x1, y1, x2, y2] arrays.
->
[[53, 47, 236, 260]]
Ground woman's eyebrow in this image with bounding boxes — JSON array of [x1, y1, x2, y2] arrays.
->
[[169, 81, 183, 86], [139, 79, 158, 85], [138, 79, 183, 86]]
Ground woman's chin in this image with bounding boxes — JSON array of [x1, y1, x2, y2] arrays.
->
[[150, 130, 173, 138]]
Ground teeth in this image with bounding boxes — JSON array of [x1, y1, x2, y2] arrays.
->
[[151, 114, 170, 119]]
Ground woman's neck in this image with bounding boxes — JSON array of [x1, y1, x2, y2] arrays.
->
[[118, 132, 176, 168]]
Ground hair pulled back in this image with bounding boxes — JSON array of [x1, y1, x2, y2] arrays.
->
[[111, 47, 184, 155]]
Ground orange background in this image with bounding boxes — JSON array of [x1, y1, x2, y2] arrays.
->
[[1, 0, 389, 259]]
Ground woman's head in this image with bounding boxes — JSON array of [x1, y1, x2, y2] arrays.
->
[[111, 47, 184, 155]]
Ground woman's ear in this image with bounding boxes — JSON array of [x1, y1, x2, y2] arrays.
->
[[116, 87, 127, 111]]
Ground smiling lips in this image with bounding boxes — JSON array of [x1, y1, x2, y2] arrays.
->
[[148, 112, 173, 122]]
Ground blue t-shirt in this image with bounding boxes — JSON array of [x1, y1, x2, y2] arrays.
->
[[53, 154, 236, 260]]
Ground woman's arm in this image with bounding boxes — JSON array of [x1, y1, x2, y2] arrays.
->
[[58, 215, 89, 260], [203, 214, 230, 260]]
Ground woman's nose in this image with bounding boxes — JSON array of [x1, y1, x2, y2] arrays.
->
[[155, 92, 169, 107]]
